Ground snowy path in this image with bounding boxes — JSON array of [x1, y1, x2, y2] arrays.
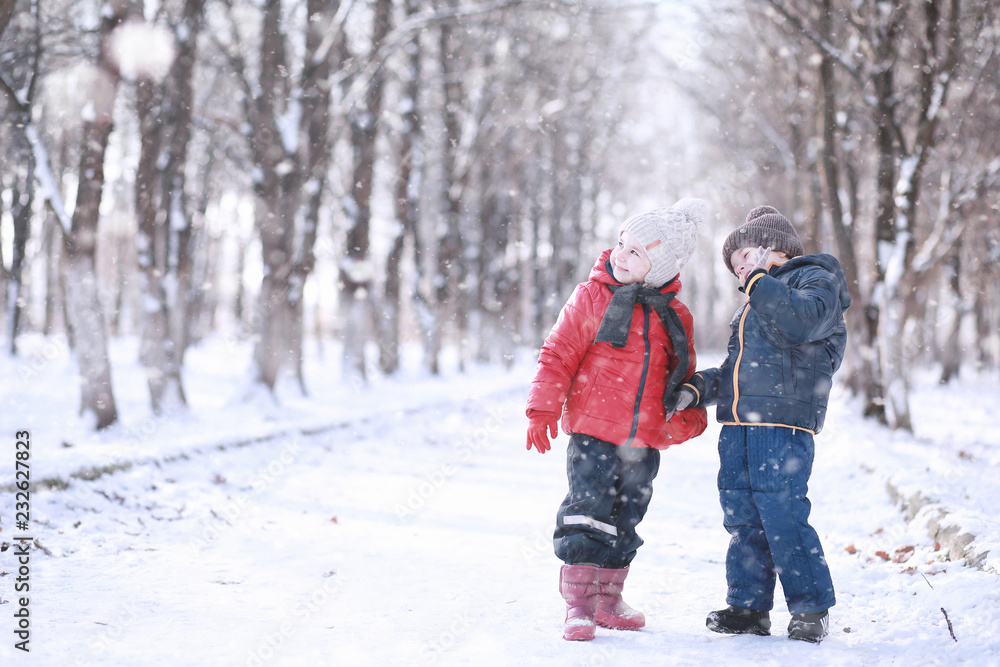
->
[[3, 380, 1000, 666]]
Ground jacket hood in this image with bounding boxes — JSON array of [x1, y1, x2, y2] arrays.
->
[[590, 248, 683, 295], [774, 253, 852, 311]]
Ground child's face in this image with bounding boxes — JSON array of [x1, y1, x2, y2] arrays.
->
[[730, 246, 788, 285], [730, 247, 758, 285], [611, 230, 652, 285]]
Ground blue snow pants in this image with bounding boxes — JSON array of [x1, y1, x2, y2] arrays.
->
[[554, 434, 660, 569], [718, 425, 835, 615]]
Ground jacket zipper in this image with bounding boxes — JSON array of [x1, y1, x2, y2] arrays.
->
[[626, 306, 652, 446], [731, 305, 750, 424]]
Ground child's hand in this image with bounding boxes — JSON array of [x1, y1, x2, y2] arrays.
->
[[664, 385, 697, 420], [526, 412, 558, 453], [749, 246, 773, 281], [664, 373, 704, 420], [674, 386, 696, 412]]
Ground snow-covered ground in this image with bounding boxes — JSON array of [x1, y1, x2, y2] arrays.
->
[[1, 335, 998, 666]]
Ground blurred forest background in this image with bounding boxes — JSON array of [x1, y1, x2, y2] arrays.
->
[[0, 0, 997, 432]]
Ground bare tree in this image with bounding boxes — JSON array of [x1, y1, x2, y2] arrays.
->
[[380, 0, 425, 375], [134, 0, 206, 414], [4, 96, 35, 356], [682, 0, 978, 429], [0, 1, 76, 347], [215, 0, 341, 396], [814, 0, 870, 404], [762, 0, 966, 430], [428, 0, 471, 373], [0, 0, 44, 353], [61, 0, 136, 428], [340, 0, 393, 383]]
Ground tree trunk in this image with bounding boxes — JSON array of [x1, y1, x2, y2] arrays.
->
[[133, 0, 204, 415], [339, 0, 391, 383], [973, 288, 993, 371], [251, 268, 294, 390], [285, 0, 338, 394], [863, 0, 905, 425], [939, 238, 963, 383], [234, 236, 248, 326], [0, 0, 16, 39], [381, 0, 425, 375], [62, 2, 130, 429], [166, 0, 204, 371], [42, 214, 60, 335], [496, 148, 520, 369], [381, 222, 405, 374], [475, 155, 499, 364], [7, 141, 32, 354], [235, 0, 338, 396], [433, 11, 467, 374], [245, 0, 293, 395], [529, 187, 544, 347], [877, 0, 960, 430], [63, 253, 117, 429], [3, 0, 42, 355], [135, 77, 180, 414], [817, 0, 869, 397]]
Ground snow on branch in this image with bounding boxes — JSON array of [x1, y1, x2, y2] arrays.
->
[[24, 124, 73, 235], [338, 0, 641, 109], [0, 71, 72, 235], [910, 207, 965, 276], [762, 0, 876, 108]]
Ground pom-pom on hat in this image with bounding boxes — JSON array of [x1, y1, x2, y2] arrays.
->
[[618, 197, 708, 289], [722, 205, 804, 274]]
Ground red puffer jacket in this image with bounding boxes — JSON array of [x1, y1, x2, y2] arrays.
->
[[527, 250, 707, 449]]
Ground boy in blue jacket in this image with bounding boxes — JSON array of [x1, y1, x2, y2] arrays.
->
[[667, 205, 851, 643]]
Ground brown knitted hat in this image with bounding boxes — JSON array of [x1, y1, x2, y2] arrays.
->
[[722, 205, 804, 274]]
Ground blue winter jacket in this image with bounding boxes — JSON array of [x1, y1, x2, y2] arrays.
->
[[691, 253, 851, 434]]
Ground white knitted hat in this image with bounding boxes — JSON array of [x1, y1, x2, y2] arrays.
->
[[618, 197, 708, 288]]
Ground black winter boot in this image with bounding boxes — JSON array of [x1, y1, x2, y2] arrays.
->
[[706, 605, 771, 636], [788, 610, 829, 643]]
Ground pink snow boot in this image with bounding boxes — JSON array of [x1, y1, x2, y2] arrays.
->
[[559, 564, 600, 641], [595, 567, 645, 631]]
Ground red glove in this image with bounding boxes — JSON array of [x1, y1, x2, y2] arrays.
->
[[526, 412, 558, 454]]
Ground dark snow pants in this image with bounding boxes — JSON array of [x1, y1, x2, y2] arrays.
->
[[553, 433, 660, 569], [717, 425, 835, 615]]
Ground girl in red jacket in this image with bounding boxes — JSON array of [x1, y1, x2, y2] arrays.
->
[[526, 198, 709, 641]]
